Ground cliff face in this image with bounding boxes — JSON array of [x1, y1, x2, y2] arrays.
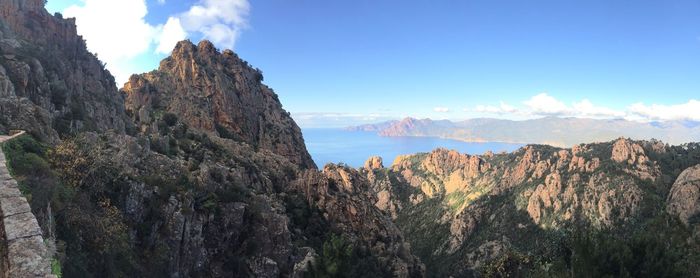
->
[[361, 138, 700, 276], [43, 128, 423, 277], [0, 0, 129, 142], [0, 2, 423, 276], [667, 165, 700, 226], [122, 40, 315, 169]]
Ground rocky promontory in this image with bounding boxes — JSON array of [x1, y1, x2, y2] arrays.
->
[[122, 40, 315, 169]]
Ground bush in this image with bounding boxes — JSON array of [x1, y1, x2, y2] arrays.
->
[[2, 135, 51, 178], [306, 234, 385, 278], [308, 234, 353, 277], [481, 250, 534, 277], [162, 113, 178, 126]]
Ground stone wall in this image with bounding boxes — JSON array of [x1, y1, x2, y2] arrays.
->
[[0, 132, 53, 278]]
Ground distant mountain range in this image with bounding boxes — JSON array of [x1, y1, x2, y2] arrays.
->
[[347, 117, 700, 147]]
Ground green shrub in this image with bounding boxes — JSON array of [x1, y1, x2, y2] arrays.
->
[[308, 234, 353, 277], [481, 250, 534, 277], [162, 112, 178, 126], [51, 258, 62, 278], [2, 135, 51, 178], [306, 234, 386, 278]]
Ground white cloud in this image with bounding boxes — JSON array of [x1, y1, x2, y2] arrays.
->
[[523, 93, 570, 116], [292, 112, 395, 128], [573, 99, 625, 118], [474, 101, 518, 114], [472, 94, 629, 120], [175, 0, 250, 49], [64, 0, 158, 84], [434, 107, 450, 113], [156, 17, 188, 54], [63, 0, 251, 85], [628, 100, 700, 121]]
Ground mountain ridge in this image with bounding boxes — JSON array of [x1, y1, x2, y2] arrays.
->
[[348, 116, 700, 147], [0, 1, 698, 277], [360, 137, 700, 276]]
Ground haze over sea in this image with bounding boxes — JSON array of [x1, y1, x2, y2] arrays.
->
[[303, 129, 523, 168]]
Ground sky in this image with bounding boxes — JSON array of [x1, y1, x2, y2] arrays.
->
[[46, 0, 700, 127]]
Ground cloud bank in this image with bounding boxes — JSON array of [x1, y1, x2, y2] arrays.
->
[[469, 93, 698, 122], [628, 100, 700, 122], [293, 112, 395, 128]]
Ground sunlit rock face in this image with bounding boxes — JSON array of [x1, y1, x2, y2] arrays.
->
[[122, 40, 315, 169], [667, 164, 700, 225], [359, 139, 699, 276]]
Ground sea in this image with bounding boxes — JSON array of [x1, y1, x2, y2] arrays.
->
[[302, 128, 524, 168]]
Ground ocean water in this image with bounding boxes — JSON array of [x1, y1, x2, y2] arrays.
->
[[302, 128, 524, 168]]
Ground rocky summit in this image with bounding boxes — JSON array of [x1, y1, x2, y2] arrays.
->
[[0, 1, 699, 278], [122, 40, 315, 169]]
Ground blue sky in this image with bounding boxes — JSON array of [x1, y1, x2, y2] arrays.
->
[[46, 0, 700, 127]]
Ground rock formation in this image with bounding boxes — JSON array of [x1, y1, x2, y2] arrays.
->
[[360, 139, 700, 276], [667, 164, 700, 225], [121, 40, 315, 169], [0, 2, 422, 276], [1, 1, 699, 277], [0, 0, 130, 142], [364, 156, 384, 170]]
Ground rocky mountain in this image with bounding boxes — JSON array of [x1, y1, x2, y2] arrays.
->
[[0, 0, 130, 143], [349, 117, 700, 147], [358, 138, 700, 276], [346, 120, 400, 132], [121, 40, 315, 169], [1, 1, 700, 277], [0, 2, 423, 277]]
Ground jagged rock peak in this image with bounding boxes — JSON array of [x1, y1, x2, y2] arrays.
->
[[611, 137, 645, 163], [122, 40, 316, 169], [169, 40, 237, 61], [364, 156, 384, 170]]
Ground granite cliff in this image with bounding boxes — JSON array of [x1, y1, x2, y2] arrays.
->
[[121, 40, 315, 169], [0, 2, 422, 277], [359, 138, 700, 276], [0, 0, 130, 143]]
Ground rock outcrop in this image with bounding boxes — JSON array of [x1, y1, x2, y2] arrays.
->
[[0, 0, 130, 142], [364, 156, 384, 170], [667, 164, 700, 225], [360, 138, 692, 276], [122, 40, 315, 169], [293, 166, 424, 277]]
